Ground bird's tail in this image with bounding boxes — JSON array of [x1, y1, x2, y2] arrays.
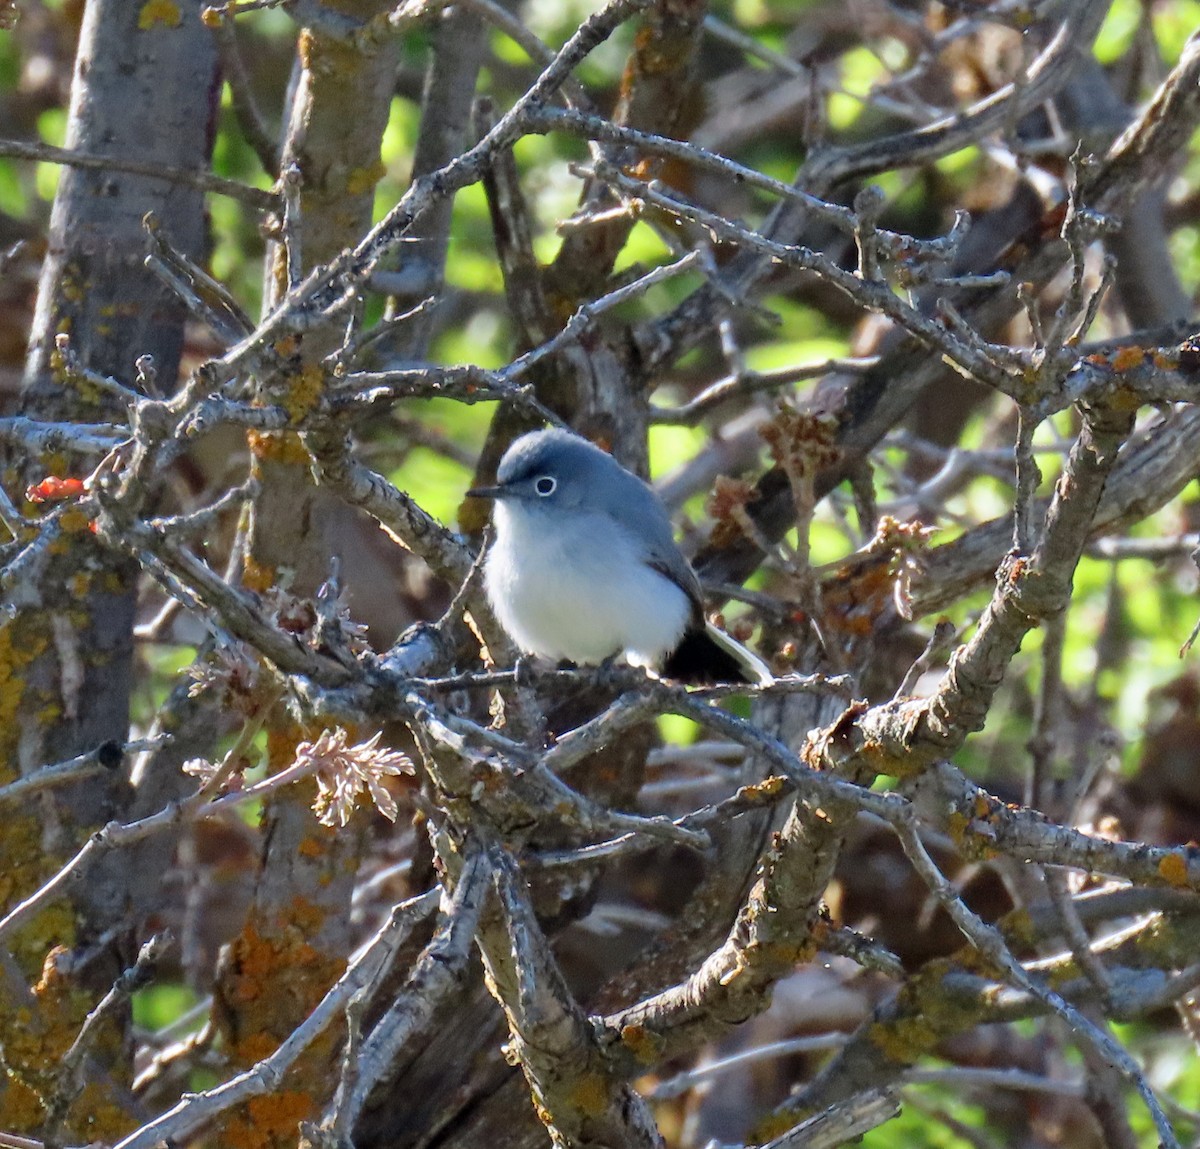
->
[[662, 623, 773, 686]]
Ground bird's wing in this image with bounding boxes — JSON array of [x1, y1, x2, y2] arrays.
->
[[644, 551, 705, 627], [602, 465, 706, 621]]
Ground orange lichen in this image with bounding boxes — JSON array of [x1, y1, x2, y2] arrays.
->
[[620, 1023, 665, 1063], [241, 555, 276, 593], [247, 1091, 314, 1130], [743, 775, 787, 799], [236, 1031, 280, 1064], [297, 28, 316, 69], [1107, 383, 1143, 413], [0, 1079, 44, 1132], [0, 618, 49, 778], [0, 923, 134, 1137], [42, 453, 69, 478], [1158, 852, 1191, 888], [346, 160, 387, 196], [226, 924, 279, 999], [222, 912, 329, 1020], [568, 1072, 611, 1117], [272, 334, 301, 359], [866, 1014, 933, 1063], [288, 895, 329, 936], [297, 835, 325, 859], [247, 429, 311, 464], [223, 1090, 315, 1149], [137, 0, 181, 27], [1112, 345, 1147, 372], [751, 1110, 803, 1142], [757, 937, 817, 968], [283, 363, 324, 423], [58, 508, 91, 534], [68, 1080, 137, 1143]]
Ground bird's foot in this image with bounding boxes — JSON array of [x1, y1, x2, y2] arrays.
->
[[513, 655, 537, 689], [594, 654, 640, 692]]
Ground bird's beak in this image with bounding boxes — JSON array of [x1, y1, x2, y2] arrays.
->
[[466, 484, 508, 500]]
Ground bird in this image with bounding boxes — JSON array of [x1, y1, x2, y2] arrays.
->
[[468, 428, 772, 685]]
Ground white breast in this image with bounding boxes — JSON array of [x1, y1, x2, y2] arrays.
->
[[484, 501, 692, 667]]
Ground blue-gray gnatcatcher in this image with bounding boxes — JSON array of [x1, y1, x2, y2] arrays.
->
[[469, 428, 771, 684]]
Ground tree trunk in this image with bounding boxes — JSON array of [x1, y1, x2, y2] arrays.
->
[[0, 0, 217, 1139]]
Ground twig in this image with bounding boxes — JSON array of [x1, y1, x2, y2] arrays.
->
[[701, 13, 808, 78], [853, 185, 886, 282], [759, 1088, 900, 1149], [144, 213, 255, 344], [281, 162, 304, 290], [1012, 407, 1043, 555], [328, 849, 487, 1134], [51, 333, 144, 405], [525, 107, 984, 267], [583, 160, 1026, 399], [177, 399, 290, 439], [1088, 534, 1200, 561], [505, 250, 703, 381], [201, 0, 293, 22], [889, 813, 1179, 1149], [214, 18, 280, 175], [45, 934, 173, 1141], [0, 483, 25, 543], [649, 1033, 849, 1099], [2, 512, 66, 595], [0, 137, 278, 209], [0, 736, 169, 807], [131, 1021, 215, 1096], [110, 889, 439, 1149], [0, 1133, 54, 1149], [894, 618, 956, 699], [481, 840, 663, 1149], [148, 478, 259, 538], [0, 417, 126, 456], [457, 0, 592, 111], [1027, 608, 1066, 810], [413, 693, 710, 851], [0, 684, 286, 946], [902, 1065, 1084, 1097], [651, 357, 878, 425]]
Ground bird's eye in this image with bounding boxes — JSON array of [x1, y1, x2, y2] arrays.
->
[[534, 476, 556, 496]]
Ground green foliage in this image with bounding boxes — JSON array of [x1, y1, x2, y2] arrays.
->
[[1153, 1, 1200, 59], [657, 713, 701, 746], [376, 95, 420, 218], [132, 983, 201, 1031], [132, 645, 198, 730], [0, 160, 27, 219], [1095, 0, 1143, 64], [862, 1095, 991, 1149], [388, 398, 494, 524], [648, 424, 708, 479]]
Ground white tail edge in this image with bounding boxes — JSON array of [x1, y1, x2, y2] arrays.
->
[[704, 621, 774, 686]]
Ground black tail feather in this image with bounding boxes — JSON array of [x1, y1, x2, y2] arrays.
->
[[662, 627, 756, 684]]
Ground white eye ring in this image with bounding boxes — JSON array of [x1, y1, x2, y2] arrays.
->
[[534, 476, 556, 496]]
